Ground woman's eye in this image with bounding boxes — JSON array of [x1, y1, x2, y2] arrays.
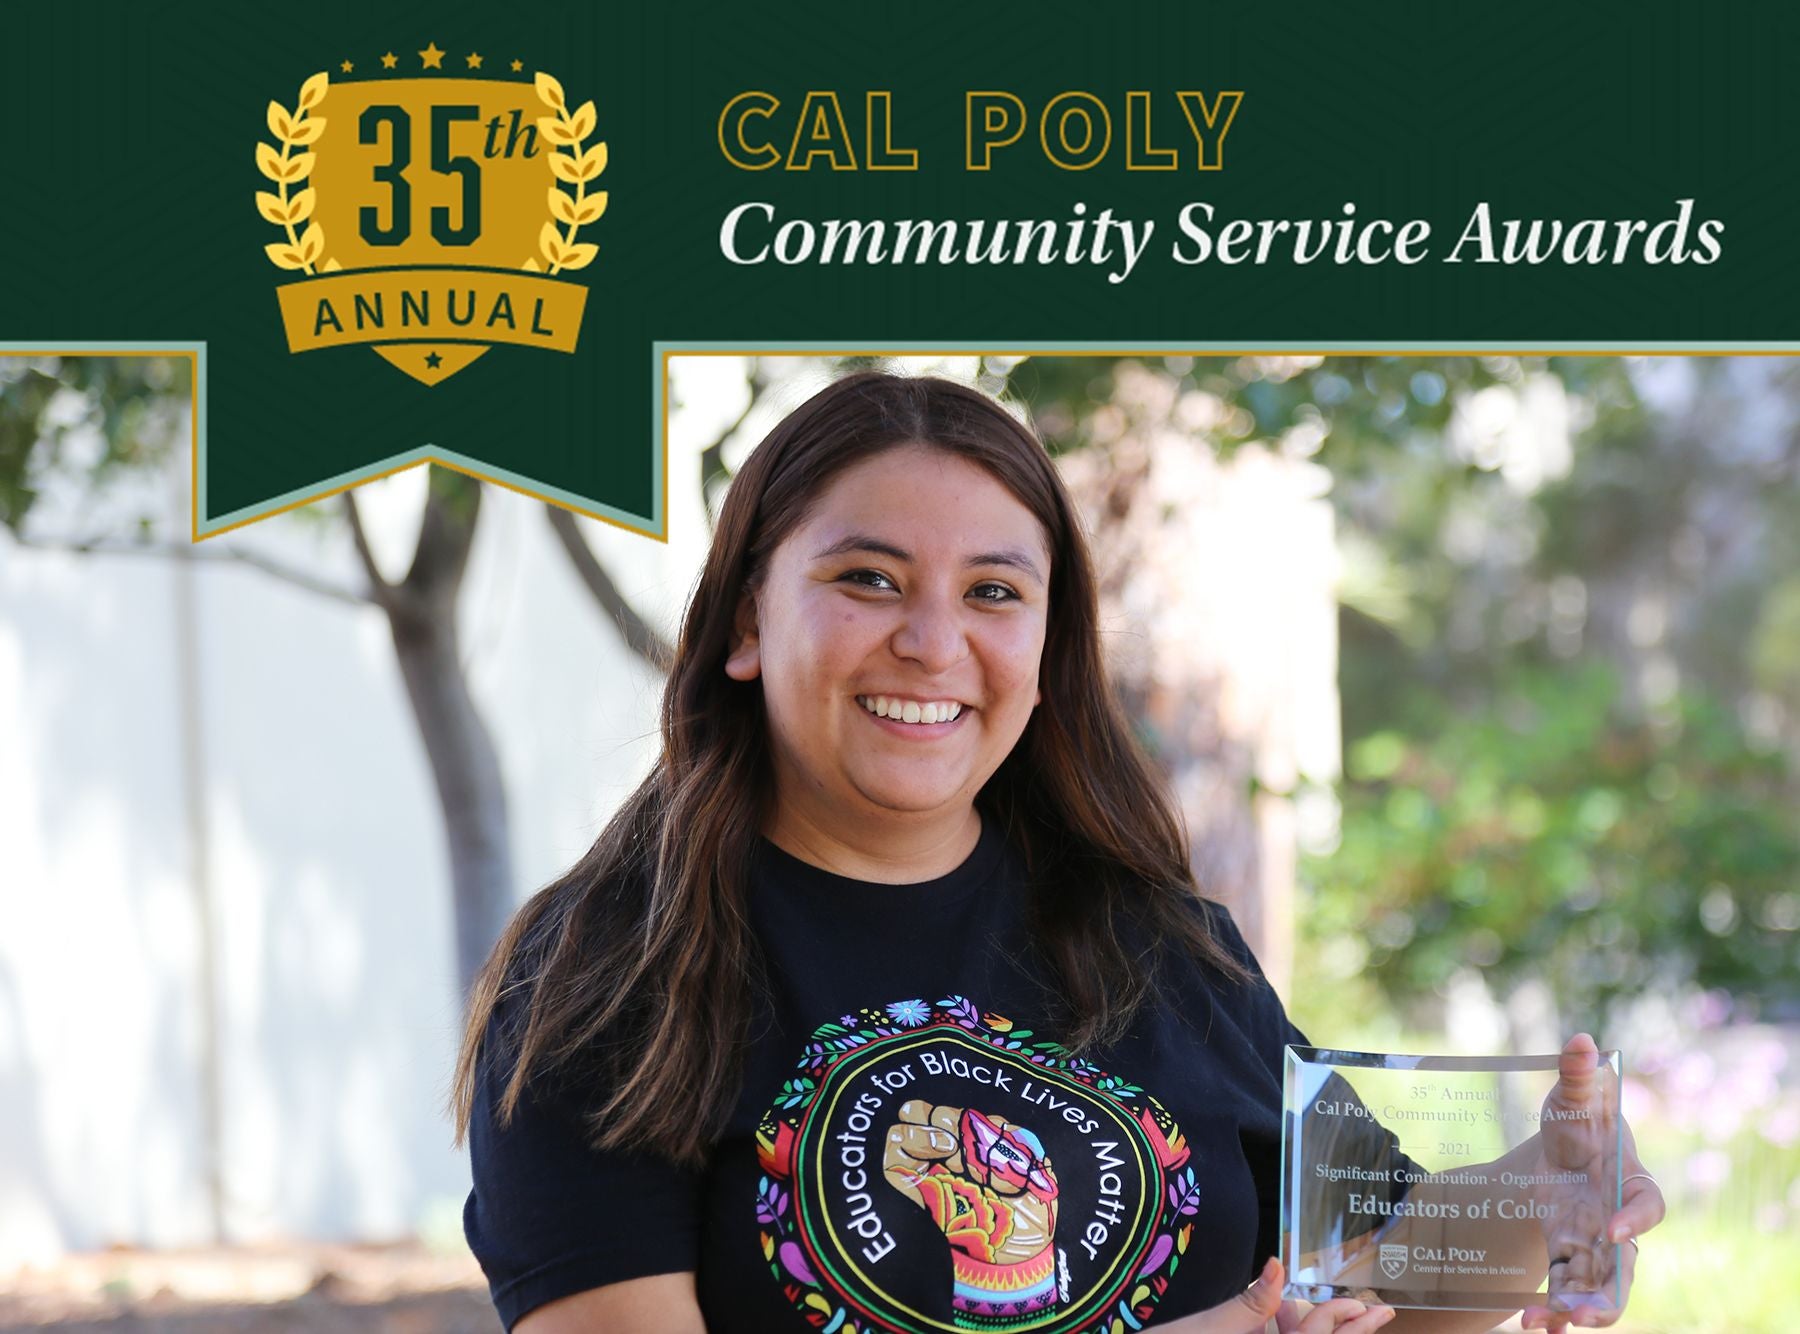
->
[[842, 569, 897, 591], [970, 582, 1020, 603]]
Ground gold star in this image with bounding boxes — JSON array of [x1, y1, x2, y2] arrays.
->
[[466, 52, 483, 69], [340, 59, 354, 73], [419, 42, 444, 69], [380, 51, 398, 69], [510, 59, 523, 72]]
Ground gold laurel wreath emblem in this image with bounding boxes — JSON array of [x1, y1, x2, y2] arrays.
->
[[525, 72, 609, 273], [256, 73, 337, 274], [255, 65, 607, 386]]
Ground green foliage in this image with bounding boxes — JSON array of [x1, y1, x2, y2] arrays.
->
[[1750, 574, 1800, 709], [1310, 665, 1798, 1026], [1006, 353, 1799, 1031], [0, 356, 191, 534], [0, 368, 57, 529], [1009, 353, 1637, 465]]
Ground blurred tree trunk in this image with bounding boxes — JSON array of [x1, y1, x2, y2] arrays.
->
[[1059, 404, 1267, 953], [347, 468, 511, 1000], [1054, 365, 1340, 995], [347, 467, 684, 1002]]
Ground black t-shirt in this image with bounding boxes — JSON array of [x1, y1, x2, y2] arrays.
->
[[465, 820, 1398, 1331]]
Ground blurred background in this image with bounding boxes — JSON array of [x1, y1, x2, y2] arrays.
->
[[0, 353, 1794, 1331]]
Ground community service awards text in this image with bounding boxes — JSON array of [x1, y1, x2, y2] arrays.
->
[[718, 199, 1724, 285]]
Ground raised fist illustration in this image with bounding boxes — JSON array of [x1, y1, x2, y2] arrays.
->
[[882, 1100, 1060, 1321]]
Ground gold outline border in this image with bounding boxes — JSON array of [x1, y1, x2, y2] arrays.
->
[[192, 454, 665, 545], [663, 348, 1800, 358]]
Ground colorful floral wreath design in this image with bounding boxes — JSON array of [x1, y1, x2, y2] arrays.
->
[[754, 996, 1202, 1334]]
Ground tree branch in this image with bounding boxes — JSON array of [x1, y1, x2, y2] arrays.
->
[[406, 467, 482, 598], [699, 360, 769, 523], [543, 359, 767, 673], [544, 506, 673, 671], [343, 489, 400, 612], [9, 530, 374, 607]]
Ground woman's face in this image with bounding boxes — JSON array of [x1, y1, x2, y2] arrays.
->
[[726, 443, 1050, 844]]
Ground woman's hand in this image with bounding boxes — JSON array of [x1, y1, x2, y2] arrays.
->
[[1159, 1258, 1395, 1333], [1520, 1034, 1665, 1330]]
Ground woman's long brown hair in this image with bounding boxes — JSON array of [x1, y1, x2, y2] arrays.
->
[[450, 370, 1248, 1167]]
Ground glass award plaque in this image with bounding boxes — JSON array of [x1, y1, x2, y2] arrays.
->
[[1281, 1047, 1624, 1313]]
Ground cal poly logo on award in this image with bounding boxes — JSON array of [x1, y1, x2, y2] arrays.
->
[[755, 998, 1201, 1333], [254, 44, 607, 386]]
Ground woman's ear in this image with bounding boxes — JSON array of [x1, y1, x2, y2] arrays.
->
[[723, 590, 762, 681]]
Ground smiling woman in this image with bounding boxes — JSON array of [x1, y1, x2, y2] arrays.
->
[[447, 372, 1434, 1334]]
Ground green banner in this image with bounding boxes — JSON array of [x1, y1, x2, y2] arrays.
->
[[0, 2, 1786, 536]]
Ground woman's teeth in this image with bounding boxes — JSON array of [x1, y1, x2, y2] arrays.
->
[[857, 695, 963, 725]]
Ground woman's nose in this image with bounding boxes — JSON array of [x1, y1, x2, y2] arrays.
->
[[890, 595, 968, 673]]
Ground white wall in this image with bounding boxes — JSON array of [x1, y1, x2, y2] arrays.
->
[[0, 360, 743, 1263]]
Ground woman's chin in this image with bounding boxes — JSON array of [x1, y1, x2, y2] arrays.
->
[[846, 770, 978, 820]]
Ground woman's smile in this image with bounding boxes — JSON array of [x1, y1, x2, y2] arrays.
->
[[855, 694, 968, 728]]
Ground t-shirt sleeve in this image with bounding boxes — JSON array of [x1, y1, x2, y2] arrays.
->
[[463, 1001, 705, 1330]]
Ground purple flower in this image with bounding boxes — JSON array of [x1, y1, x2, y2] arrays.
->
[[1684, 1148, 1731, 1193], [1659, 1050, 1715, 1132], [1760, 1097, 1800, 1150], [1687, 990, 1733, 1030], [1619, 1077, 1661, 1125], [886, 999, 931, 1028]]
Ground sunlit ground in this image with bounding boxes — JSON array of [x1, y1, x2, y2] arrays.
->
[[0, 1241, 498, 1331], [1619, 1215, 1792, 1334]]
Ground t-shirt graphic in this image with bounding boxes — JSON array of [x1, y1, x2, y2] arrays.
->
[[754, 996, 1200, 1332]]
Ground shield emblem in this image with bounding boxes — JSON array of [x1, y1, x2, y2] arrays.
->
[[1380, 1243, 1409, 1281], [258, 63, 603, 386]]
